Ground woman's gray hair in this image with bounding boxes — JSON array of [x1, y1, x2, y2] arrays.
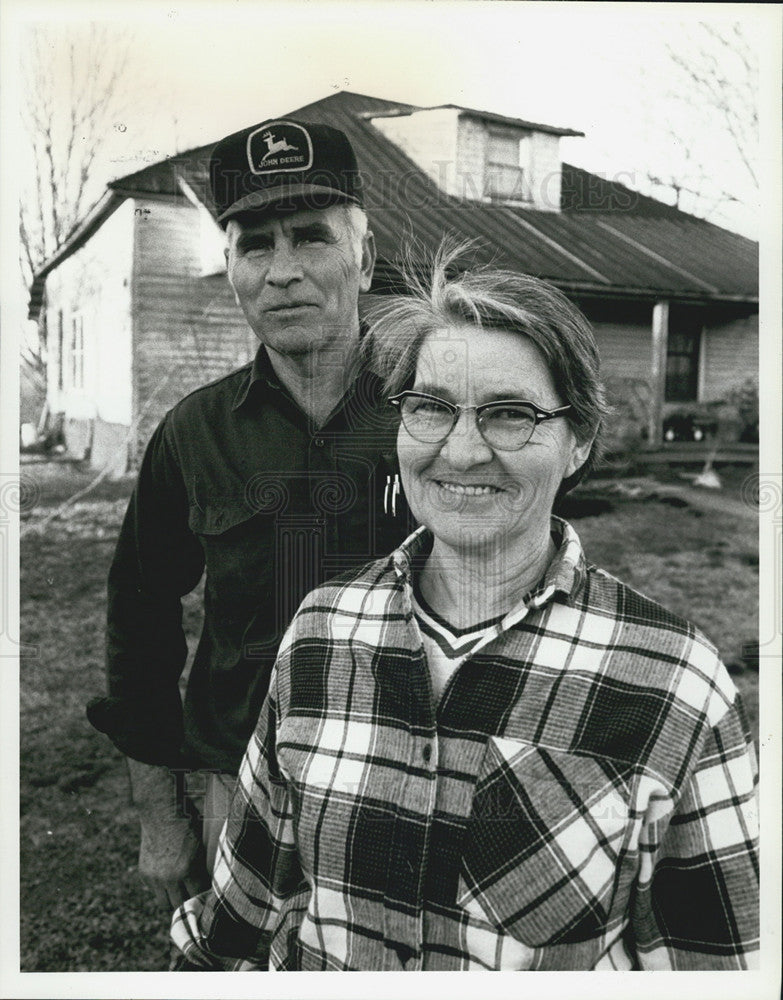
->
[[364, 239, 610, 486]]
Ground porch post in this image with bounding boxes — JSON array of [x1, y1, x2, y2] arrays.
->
[[649, 300, 669, 447]]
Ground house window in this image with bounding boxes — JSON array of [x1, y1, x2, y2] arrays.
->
[[485, 131, 529, 202], [665, 312, 702, 402], [69, 313, 85, 390]]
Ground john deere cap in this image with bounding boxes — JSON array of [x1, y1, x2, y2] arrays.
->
[[209, 118, 363, 225]]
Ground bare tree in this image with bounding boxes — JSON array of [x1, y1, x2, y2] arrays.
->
[[19, 24, 131, 375], [642, 21, 759, 228]]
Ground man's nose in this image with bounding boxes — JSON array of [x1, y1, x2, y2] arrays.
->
[[438, 409, 493, 468], [265, 242, 303, 286]]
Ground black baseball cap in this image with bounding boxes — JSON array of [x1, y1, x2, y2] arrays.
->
[[209, 118, 363, 226]]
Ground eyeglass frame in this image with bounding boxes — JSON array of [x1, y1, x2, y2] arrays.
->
[[387, 390, 573, 452]]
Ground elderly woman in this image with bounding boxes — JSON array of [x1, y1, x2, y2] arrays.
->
[[171, 245, 759, 971]]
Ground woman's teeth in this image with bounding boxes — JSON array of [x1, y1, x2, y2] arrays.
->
[[437, 481, 499, 496]]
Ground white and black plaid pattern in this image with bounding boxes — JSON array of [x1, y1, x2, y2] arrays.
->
[[171, 519, 759, 971]]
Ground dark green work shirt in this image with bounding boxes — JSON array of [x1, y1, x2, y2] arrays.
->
[[87, 345, 409, 773]]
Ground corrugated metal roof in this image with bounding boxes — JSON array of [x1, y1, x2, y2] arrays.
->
[[286, 93, 757, 301], [31, 90, 758, 318]]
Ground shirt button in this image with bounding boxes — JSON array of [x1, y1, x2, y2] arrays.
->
[[422, 744, 432, 762], [313, 437, 325, 448]]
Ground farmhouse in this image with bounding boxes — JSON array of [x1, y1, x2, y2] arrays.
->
[[28, 90, 758, 474]]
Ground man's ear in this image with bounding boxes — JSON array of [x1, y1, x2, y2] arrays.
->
[[226, 266, 241, 307], [359, 230, 376, 293], [224, 241, 241, 307]]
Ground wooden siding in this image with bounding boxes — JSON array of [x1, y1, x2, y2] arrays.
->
[[700, 314, 758, 401], [589, 318, 656, 448], [591, 320, 653, 380], [131, 197, 255, 464], [44, 198, 135, 457]]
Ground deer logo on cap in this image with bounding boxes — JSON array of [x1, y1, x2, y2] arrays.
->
[[246, 121, 314, 175], [260, 131, 297, 160]]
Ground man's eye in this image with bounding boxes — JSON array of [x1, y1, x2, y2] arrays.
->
[[239, 241, 272, 255]]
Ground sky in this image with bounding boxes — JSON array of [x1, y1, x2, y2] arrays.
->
[[4, 0, 778, 241]]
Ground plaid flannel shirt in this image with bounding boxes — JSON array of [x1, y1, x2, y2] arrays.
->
[[171, 519, 759, 971]]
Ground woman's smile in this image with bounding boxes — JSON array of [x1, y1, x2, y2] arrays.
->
[[434, 479, 504, 497]]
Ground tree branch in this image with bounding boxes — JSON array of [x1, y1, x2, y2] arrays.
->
[[19, 23, 135, 368]]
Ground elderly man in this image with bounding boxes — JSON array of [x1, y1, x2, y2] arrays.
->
[[87, 118, 408, 918]]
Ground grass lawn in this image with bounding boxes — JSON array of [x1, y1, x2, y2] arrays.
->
[[19, 463, 759, 971]]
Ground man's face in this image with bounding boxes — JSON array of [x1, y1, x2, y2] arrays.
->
[[225, 204, 375, 361]]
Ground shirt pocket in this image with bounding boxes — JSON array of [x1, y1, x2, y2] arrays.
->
[[187, 499, 273, 608], [188, 499, 258, 536], [457, 736, 630, 948]]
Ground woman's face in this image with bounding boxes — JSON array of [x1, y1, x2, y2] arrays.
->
[[397, 323, 592, 554]]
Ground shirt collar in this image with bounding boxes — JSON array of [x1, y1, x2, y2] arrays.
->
[[391, 525, 433, 582], [232, 334, 382, 417], [391, 516, 587, 612], [527, 516, 587, 609], [232, 345, 280, 411]]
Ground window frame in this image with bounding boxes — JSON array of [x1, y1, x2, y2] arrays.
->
[[484, 127, 530, 204], [664, 310, 703, 403]]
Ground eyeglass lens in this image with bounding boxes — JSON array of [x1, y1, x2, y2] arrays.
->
[[399, 396, 537, 450]]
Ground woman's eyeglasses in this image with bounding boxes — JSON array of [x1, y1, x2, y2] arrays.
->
[[388, 390, 572, 452]]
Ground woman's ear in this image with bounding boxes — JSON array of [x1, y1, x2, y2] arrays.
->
[[563, 435, 594, 481]]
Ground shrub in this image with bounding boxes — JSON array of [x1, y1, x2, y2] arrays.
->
[[727, 378, 758, 443]]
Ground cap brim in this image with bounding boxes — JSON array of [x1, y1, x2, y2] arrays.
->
[[217, 184, 360, 224]]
